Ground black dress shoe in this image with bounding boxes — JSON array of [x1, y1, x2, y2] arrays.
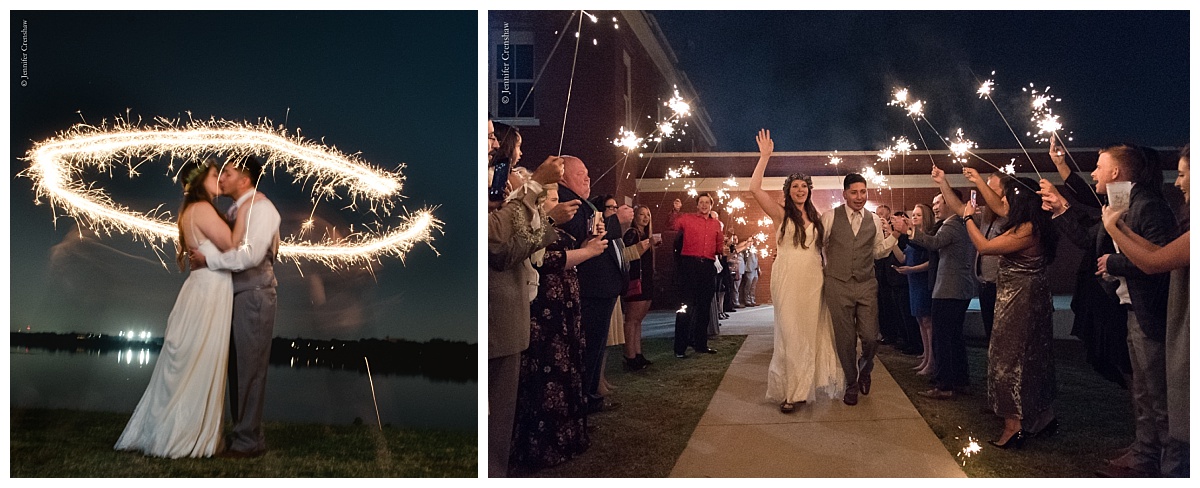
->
[[988, 430, 1026, 449], [858, 373, 872, 395], [636, 354, 653, 366], [843, 388, 859, 406], [624, 357, 648, 371]]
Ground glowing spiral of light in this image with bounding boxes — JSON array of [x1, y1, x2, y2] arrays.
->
[[20, 116, 440, 269]]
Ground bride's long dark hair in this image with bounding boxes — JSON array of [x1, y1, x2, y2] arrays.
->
[[176, 158, 219, 272], [779, 173, 824, 250]]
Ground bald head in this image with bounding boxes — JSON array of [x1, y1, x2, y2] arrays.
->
[[560, 156, 591, 199]]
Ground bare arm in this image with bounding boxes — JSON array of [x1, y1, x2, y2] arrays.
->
[[749, 129, 785, 223], [962, 203, 1034, 255], [190, 202, 234, 252], [962, 167, 1007, 217], [1103, 207, 1190, 274], [932, 166, 965, 216]]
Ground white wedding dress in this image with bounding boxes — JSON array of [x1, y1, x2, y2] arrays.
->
[[765, 221, 845, 404], [114, 237, 232, 458]]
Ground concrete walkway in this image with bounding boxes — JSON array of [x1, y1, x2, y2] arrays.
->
[[663, 305, 966, 478]]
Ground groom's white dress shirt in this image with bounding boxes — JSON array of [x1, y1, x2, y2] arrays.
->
[[207, 191, 281, 272]]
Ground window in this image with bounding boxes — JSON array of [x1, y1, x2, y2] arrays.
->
[[490, 25, 537, 124]]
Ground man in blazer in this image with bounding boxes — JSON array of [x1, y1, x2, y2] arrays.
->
[[1042, 143, 1179, 477], [909, 167, 977, 400], [486, 119, 565, 477], [558, 155, 626, 413]]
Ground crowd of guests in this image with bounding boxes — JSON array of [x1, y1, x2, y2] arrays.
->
[[489, 115, 1189, 477]]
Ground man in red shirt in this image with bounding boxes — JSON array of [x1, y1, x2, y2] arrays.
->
[[670, 193, 725, 357]]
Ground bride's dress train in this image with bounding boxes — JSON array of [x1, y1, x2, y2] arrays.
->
[[114, 239, 232, 458]]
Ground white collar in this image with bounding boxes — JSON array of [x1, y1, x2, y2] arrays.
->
[[231, 190, 257, 209]]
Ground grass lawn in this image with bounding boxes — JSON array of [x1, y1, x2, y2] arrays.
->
[[877, 339, 1135, 477], [525, 334, 746, 478], [10, 408, 476, 477]]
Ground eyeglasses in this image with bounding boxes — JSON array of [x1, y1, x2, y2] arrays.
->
[[605, 205, 618, 210]]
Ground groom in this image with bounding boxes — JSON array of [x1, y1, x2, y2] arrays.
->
[[820, 173, 897, 406], [192, 155, 281, 458]]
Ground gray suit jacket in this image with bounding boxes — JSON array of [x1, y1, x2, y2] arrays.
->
[[909, 215, 977, 301], [487, 183, 556, 359]]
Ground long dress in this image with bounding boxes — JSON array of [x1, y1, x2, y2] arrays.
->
[[766, 221, 845, 404], [114, 239, 232, 458], [988, 244, 1056, 422], [510, 228, 589, 473]]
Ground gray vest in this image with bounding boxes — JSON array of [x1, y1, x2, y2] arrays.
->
[[232, 232, 279, 294], [824, 208, 876, 283]]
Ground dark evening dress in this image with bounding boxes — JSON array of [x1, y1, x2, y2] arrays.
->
[[988, 244, 1056, 423], [510, 228, 589, 473]]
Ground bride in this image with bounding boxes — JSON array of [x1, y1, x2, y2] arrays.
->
[[114, 158, 242, 458], [748, 129, 845, 413]]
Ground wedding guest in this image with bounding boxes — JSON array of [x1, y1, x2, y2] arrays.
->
[[510, 184, 606, 474], [622, 205, 658, 371], [557, 161, 626, 415], [1041, 142, 1178, 477], [885, 210, 922, 356], [741, 243, 760, 306], [1045, 134, 1130, 386], [487, 118, 569, 476], [895, 204, 935, 373], [911, 168, 976, 399], [488, 122, 522, 211], [874, 204, 906, 347], [729, 235, 745, 308], [962, 176, 1059, 449], [669, 193, 724, 358], [591, 195, 624, 398], [1100, 143, 1189, 477], [961, 167, 1010, 340]]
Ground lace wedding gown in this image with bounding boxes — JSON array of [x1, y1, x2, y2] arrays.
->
[[766, 222, 845, 404], [114, 238, 232, 458]]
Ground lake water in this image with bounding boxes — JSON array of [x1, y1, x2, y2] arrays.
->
[[10, 347, 476, 431]]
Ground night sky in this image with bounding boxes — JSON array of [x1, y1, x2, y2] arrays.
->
[[652, 10, 1189, 152], [8, 11, 477, 342]]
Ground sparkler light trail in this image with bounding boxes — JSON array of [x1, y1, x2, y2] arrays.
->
[[20, 117, 440, 269], [973, 71, 1041, 179]]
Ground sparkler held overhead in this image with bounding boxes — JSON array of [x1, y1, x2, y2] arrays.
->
[[20, 116, 440, 270]]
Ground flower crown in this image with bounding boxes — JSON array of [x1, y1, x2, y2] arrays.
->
[[182, 163, 210, 193]]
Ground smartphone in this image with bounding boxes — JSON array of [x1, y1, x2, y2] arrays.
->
[[970, 189, 978, 206], [589, 212, 603, 236]]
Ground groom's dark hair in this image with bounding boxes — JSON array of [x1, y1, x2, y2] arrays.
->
[[229, 154, 266, 186], [843, 173, 867, 189]]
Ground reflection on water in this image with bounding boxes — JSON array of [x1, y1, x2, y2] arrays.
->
[[11, 347, 475, 431]]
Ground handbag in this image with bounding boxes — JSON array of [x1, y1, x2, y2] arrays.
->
[[626, 278, 643, 297]]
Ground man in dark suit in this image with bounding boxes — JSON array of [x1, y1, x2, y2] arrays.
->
[[558, 155, 626, 413], [1042, 143, 1179, 477]]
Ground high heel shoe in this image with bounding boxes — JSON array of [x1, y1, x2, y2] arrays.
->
[[1035, 419, 1059, 438], [988, 430, 1027, 449]]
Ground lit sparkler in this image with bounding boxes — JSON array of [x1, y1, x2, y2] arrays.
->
[[723, 176, 738, 187], [977, 79, 995, 99], [613, 126, 644, 151], [955, 433, 983, 466], [877, 147, 895, 162], [666, 86, 691, 118], [735, 216, 747, 225], [861, 166, 888, 188], [725, 197, 745, 213], [20, 116, 440, 269], [1023, 83, 1071, 144], [757, 216, 773, 227], [827, 152, 842, 167], [892, 136, 914, 155], [753, 231, 769, 243], [948, 128, 976, 165]]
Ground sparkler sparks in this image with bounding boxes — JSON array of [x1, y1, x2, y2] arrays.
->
[[892, 136, 914, 155], [861, 166, 888, 188], [957, 436, 983, 466], [753, 231, 769, 243], [20, 116, 440, 269], [612, 126, 644, 151], [666, 86, 691, 118], [757, 216, 773, 227], [977, 79, 995, 99], [725, 197, 745, 213], [948, 128, 977, 165], [1023, 83, 1071, 144], [827, 152, 842, 167]]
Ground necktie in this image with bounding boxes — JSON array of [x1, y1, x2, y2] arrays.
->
[[851, 210, 862, 235], [226, 204, 238, 223]]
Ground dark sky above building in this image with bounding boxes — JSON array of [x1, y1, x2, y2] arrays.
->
[[9, 11, 477, 342], [652, 10, 1189, 152]]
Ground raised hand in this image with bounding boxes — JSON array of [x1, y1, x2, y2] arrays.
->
[[1049, 133, 1067, 167], [1037, 179, 1066, 214], [531, 156, 565, 185], [931, 166, 946, 185], [756, 129, 774, 157], [1101, 205, 1127, 232], [960, 200, 977, 220], [962, 167, 981, 184]]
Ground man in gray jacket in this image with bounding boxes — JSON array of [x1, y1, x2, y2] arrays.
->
[[910, 167, 977, 399]]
